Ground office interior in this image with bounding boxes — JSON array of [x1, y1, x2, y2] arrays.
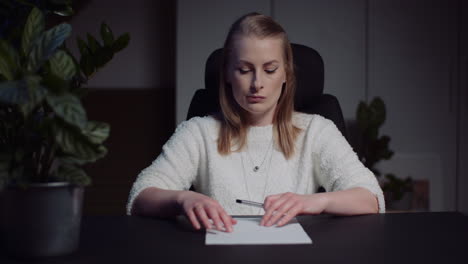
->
[[63, 0, 468, 216]]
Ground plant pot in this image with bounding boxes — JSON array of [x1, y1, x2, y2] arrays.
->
[[0, 182, 84, 258]]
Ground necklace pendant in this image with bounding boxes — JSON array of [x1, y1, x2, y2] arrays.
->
[[253, 166, 259, 172]]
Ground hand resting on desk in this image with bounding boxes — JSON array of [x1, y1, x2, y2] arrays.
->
[[261, 187, 379, 227], [132, 187, 237, 233]]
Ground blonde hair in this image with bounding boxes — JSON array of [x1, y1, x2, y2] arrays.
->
[[217, 12, 301, 159]]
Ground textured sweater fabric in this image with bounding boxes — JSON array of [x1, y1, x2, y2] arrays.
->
[[127, 112, 385, 215]]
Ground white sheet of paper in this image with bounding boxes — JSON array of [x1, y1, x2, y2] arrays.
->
[[205, 217, 312, 245]]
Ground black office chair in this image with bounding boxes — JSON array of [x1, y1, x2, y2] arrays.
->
[[186, 43, 348, 139]]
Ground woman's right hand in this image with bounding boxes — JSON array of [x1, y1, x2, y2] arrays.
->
[[177, 191, 237, 232]]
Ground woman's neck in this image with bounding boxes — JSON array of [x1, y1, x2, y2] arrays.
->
[[246, 109, 275, 127]]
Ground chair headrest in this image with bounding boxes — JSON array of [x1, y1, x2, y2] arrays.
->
[[204, 43, 324, 109]]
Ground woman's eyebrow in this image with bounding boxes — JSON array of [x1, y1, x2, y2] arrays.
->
[[238, 59, 280, 66], [263, 60, 279, 66]]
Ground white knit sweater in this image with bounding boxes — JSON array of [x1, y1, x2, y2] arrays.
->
[[127, 112, 385, 215]]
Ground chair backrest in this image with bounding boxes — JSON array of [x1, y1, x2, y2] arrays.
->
[[187, 43, 347, 138]]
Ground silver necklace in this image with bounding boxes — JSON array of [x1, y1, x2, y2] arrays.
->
[[245, 139, 273, 172], [240, 142, 275, 214]]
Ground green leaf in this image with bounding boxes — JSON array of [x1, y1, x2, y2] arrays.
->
[[112, 33, 130, 53], [46, 94, 87, 129], [27, 23, 72, 73], [83, 121, 110, 144], [369, 97, 386, 128], [0, 39, 19, 80], [56, 164, 91, 186], [51, 121, 107, 162], [356, 101, 368, 130], [49, 50, 76, 80], [42, 72, 69, 94], [94, 46, 114, 68], [58, 156, 89, 166], [0, 80, 28, 104], [86, 33, 101, 53], [53, 6, 74, 16], [18, 76, 48, 116], [100, 22, 114, 47], [22, 7, 45, 56], [80, 54, 95, 77], [76, 37, 89, 56], [367, 126, 378, 141], [61, 46, 80, 73]]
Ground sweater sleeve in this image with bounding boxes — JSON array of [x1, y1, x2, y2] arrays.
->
[[313, 117, 386, 213], [126, 118, 203, 215]]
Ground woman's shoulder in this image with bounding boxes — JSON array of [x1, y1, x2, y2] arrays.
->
[[293, 112, 334, 130], [176, 115, 220, 137]]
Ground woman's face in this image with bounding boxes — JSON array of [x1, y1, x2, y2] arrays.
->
[[227, 36, 286, 124]]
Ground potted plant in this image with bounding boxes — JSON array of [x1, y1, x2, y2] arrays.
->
[[0, 0, 129, 257], [355, 97, 414, 210]]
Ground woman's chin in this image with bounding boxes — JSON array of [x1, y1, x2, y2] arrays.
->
[[238, 102, 276, 117], [244, 106, 266, 114]]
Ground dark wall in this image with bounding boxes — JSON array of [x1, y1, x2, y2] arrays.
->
[[77, 0, 177, 215], [82, 89, 175, 215]]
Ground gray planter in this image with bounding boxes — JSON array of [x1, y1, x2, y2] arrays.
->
[[0, 182, 84, 258]]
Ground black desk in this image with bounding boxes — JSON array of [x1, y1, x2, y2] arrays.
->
[[1, 212, 467, 263]]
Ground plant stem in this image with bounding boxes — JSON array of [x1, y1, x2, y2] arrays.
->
[[38, 139, 56, 182]]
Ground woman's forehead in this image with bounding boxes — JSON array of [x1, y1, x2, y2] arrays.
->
[[230, 36, 284, 64]]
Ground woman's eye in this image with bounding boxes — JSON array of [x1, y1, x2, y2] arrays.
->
[[238, 68, 251, 74], [265, 68, 277, 74]]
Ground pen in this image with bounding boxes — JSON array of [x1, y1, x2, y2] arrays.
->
[[236, 199, 264, 208]]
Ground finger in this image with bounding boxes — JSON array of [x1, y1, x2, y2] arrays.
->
[[186, 209, 201, 230], [262, 200, 286, 226], [194, 206, 213, 230], [265, 199, 296, 227], [206, 207, 224, 231], [276, 205, 301, 227], [231, 217, 237, 225], [263, 194, 281, 209], [218, 210, 234, 232], [261, 194, 289, 225]]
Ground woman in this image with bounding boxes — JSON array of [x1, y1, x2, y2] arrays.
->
[[127, 13, 385, 233]]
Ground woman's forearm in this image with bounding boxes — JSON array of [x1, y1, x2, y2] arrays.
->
[[131, 187, 185, 218], [319, 187, 379, 215]]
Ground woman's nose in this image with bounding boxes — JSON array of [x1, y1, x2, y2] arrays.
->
[[251, 72, 263, 92]]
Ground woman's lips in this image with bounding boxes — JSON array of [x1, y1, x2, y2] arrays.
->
[[246, 95, 265, 103]]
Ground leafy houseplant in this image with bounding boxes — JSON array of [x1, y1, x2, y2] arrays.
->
[[356, 97, 413, 209], [0, 0, 129, 257]]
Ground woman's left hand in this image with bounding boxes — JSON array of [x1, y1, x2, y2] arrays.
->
[[260, 192, 328, 227]]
